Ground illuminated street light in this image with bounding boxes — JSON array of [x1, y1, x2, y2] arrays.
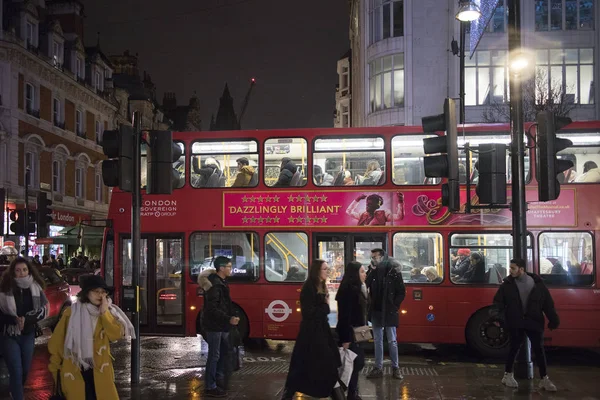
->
[[456, 1, 481, 22], [509, 51, 531, 75]]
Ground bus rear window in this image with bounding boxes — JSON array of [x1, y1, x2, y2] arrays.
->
[[189, 232, 259, 282]]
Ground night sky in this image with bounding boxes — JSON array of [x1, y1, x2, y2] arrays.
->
[[82, 0, 350, 130]]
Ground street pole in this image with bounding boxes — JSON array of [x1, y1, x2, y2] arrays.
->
[[24, 168, 30, 257], [131, 114, 141, 383], [508, 0, 533, 379], [459, 21, 466, 124]]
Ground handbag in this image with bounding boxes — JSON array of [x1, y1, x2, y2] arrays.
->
[[34, 323, 44, 338], [352, 326, 372, 343], [49, 370, 66, 400]]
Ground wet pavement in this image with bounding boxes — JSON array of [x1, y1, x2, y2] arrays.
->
[[1, 331, 599, 399]]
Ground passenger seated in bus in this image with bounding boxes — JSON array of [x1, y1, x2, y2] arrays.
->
[[232, 157, 255, 187], [422, 266, 442, 283], [313, 165, 334, 186], [355, 160, 382, 185], [456, 252, 486, 283], [575, 161, 600, 182], [285, 266, 305, 282], [409, 267, 428, 283], [551, 261, 567, 275], [346, 193, 404, 226], [450, 248, 471, 277], [343, 170, 354, 185], [273, 157, 298, 187], [193, 157, 223, 187]]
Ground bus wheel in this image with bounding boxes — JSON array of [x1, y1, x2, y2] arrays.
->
[[466, 308, 510, 359]]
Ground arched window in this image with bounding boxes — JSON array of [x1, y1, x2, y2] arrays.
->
[[52, 146, 68, 195]]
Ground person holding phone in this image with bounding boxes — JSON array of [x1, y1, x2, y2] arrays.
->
[[198, 256, 239, 398], [48, 274, 134, 400]]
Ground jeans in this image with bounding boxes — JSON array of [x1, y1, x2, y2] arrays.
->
[[348, 342, 365, 396], [204, 331, 230, 390], [372, 325, 399, 369], [0, 332, 36, 400], [505, 329, 548, 378]]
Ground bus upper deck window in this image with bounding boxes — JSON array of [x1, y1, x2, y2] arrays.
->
[[190, 140, 259, 188], [264, 138, 307, 187]]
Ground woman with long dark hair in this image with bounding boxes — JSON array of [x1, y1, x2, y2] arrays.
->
[[336, 261, 368, 400], [0, 257, 48, 400], [281, 259, 342, 399]]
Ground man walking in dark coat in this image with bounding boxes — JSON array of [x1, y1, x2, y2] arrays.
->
[[365, 249, 406, 380], [492, 258, 559, 391], [198, 256, 240, 398]]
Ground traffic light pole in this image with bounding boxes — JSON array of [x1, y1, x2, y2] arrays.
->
[[508, 0, 533, 380], [24, 168, 30, 257], [131, 118, 141, 384]]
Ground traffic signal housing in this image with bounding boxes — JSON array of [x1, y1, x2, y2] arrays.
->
[[536, 111, 573, 201], [9, 210, 35, 236], [146, 130, 183, 194], [36, 192, 53, 238], [101, 125, 134, 192], [422, 98, 460, 211], [475, 143, 507, 204]]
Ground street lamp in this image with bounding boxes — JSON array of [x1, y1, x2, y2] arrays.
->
[[510, 51, 529, 74], [456, 0, 481, 22]]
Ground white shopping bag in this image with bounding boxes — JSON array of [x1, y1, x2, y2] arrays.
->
[[334, 347, 357, 388]]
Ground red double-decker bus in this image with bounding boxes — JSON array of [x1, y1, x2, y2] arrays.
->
[[102, 121, 600, 357]]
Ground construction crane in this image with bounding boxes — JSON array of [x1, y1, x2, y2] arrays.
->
[[237, 78, 256, 129]]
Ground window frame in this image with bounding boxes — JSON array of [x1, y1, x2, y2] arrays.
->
[[52, 97, 61, 125], [392, 231, 445, 284], [537, 230, 595, 286], [391, 134, 442, 186], [312, 135, 386, 187], [369, 0, 404, 44], [554, 129, 600, 183], [448, 231, 534, 285], [263, 137, 307, 188], [75, 109, 83, 136], [95, 171, 103, 202], [188, 231, 260, 283], [535, 0, 595, 31], [24, 83, 35, 113], [24, 149, 39, 189], [369, 53, 405, 113], [264, 231, 309, 283], [52, 159, 65, 195], [464, 50, 509, 106]]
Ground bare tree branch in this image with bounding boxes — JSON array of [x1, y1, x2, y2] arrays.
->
[[481, 69, 578, 123]]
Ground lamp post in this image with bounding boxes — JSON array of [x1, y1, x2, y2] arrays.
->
[[455, 1, 481, 124], [24, 167, 30, 257]]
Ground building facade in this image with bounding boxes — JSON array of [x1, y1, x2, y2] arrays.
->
[[347, 0, 598, 127], [0, 0, 116, 256], [334, 50, 351, 127]]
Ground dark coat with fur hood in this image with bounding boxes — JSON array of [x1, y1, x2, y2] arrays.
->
[[198, 268, 233, 332]]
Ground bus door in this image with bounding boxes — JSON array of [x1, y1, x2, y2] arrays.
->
[[121, 234, 184, 335], [314, 233, 386, 327]]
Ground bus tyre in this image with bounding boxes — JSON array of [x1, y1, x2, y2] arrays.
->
[[466, 308, 510, 359]]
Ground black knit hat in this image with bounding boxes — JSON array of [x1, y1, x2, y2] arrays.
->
[[79, 274, 111, 294]]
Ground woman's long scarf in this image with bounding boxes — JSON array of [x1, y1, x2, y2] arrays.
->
[[64, 298, 136, 370], [0, 275, 47, 336]]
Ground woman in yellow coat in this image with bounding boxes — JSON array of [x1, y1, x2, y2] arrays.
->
[[48, 275, 135, 399]]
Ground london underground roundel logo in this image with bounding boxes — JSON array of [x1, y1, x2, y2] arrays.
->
[[265, 300, 292, 322]]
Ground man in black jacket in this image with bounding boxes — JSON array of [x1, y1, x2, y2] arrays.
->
[[365, 249, 406, 380], [493, 258, 559, 391], [198, 256, 240, 398]]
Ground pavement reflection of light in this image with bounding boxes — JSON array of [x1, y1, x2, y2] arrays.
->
[[402, 384, 410, 399]]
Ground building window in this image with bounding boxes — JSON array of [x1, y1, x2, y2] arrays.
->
[[535, 48, 594, 104], [75, 167, 84, 198], [465, 50, 508, 106], [52, 160, 64, 194], [25, 83, 35, 114], [489, 0, 507, 32], [95, 120, 102, 144], [369, 53, 404, 112], [76, 57, 83, 78], [26, 21, 34, 46], [535, 0, 595, 31], [52, 41, 62, 65], [369, 0, 404, 44], [24, 151, 38, 188], [95, 173, 103, 202], [341, 104, 350, 127], [341, 66, 349, 91], [53, 98, 60, 125], [76, 110, 83, 136], [95, 71, 102, 91]]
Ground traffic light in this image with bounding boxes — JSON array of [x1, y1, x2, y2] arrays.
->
[[536, 111, 573, 201], [146, 130, 183, 194], [0, 188, 5, 235], [475, 144, 507, 204], [36, 192, 53, 238], [101, 125, 134, 192], [422, 98, 460, 211], [9, 210, 34, 236]]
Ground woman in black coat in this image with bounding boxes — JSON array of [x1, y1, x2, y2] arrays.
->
[[281, 259, 341, 400], [336, 261, 368, 400]]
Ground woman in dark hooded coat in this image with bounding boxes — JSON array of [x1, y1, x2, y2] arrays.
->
[[281, 259, 341, 399]]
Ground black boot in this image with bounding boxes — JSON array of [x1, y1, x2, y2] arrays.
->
[[280, 387, 295, 400]]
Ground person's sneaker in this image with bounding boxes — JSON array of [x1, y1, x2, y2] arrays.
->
[[205, 387, 227, 397], [501, 372, 519, 388], [392, 367, 404, 380], [366, 367, 383, 379], [539, 376, 557, 392]]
